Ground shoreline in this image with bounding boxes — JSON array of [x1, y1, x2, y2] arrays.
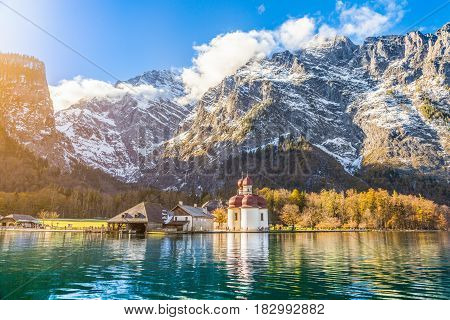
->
[[0, 228, 446, 234]]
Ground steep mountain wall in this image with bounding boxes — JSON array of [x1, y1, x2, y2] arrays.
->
[[0, 53, 70, 167]]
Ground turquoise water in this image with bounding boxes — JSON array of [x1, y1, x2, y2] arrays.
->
[[0, 231, 449, 299]]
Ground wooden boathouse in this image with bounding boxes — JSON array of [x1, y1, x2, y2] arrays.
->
[[107, 202, 167, 233]]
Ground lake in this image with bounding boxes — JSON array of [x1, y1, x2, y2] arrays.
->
[[0, 231, 449, 299]]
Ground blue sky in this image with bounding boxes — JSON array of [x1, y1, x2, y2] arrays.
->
[[0, 0, 448, 87]]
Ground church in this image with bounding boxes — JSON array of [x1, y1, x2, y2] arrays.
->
[[227, 176, 269, 231]]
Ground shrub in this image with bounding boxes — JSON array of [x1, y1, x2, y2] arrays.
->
[[315, 217, 341, 230], [341, 221, 358, 229], [418, 100, 449, 122]]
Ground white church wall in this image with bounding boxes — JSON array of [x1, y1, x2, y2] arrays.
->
[[260, 208, 269, 230], [227, 208, 240, 231], [242, 207, 260, 231]]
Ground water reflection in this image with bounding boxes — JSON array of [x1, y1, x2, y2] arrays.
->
[[0, 231, 448, 299], [221, 233, 269, 298]]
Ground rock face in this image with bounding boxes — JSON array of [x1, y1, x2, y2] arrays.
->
[[160, 25, 448, 195], [2, 24, 449, 201], [0, 54, 71, 167], [55, 70, 191, 181], [164, 37, 368, 173], [352, 24, 449, 175]]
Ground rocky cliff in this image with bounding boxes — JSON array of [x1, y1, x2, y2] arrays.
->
[[2, 24, 449, 202], [55, 70, 191, 181], [0, 53, 71, 167]]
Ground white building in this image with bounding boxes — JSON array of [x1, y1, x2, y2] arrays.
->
[[227, 176, 269, 231], [171, 203, 214, 232]]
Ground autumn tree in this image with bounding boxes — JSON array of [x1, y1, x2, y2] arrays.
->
[[213, 208, 227, 229], [289, 189, 306, 211], [37, 210, 49, 226], [280, 204, 301, 230], [48, 211, 60, 219]]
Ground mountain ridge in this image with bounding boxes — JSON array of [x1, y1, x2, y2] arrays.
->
[[1, 24, 449, 203]]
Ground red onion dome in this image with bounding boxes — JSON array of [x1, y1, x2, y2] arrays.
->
[[242, 194, 259, 208], [257, 196, 267, 208], [229, 195, 243, 208], [237, 179, 243, 188], [242, 175, 253, 186]]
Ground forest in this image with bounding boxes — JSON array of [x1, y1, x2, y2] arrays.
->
[[0, 184, 447, 230], [0, 116, 447, 229], [0, 186, 203, 219], [256, 188, 448, 230]]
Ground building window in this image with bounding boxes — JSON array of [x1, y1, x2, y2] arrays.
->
[[175, 217, 177, 221], [185, 217, 188, 221], [261, 213, 264, 221], [234, 212, 238, 221]]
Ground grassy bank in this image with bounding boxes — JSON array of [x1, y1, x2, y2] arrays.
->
[[41, 218, 107, 230]]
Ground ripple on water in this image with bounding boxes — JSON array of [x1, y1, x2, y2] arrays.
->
[[0, 231, 449, 299]]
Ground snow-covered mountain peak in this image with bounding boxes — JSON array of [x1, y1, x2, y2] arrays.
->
[[31, 24, 450, 197], [55, 69, 192, 181], [118, 69, 185, 100]]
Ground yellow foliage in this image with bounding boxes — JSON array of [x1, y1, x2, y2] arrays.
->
[[260, 187, 448, 230]]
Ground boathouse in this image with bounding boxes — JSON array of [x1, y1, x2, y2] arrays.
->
[[171, 202, 214, 232], [0, 214, 41, 228], [163, 220, 190, 232], [107, 202, 167, 233]]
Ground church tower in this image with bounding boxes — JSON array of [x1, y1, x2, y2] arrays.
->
[[242, 176, 253, 194]]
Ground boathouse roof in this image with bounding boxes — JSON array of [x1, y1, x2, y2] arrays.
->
[[171, 204, 214, 219], [108, 202, 167, 224], [0, 214, 40, 223]]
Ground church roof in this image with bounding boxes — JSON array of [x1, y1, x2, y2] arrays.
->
[[242, 194, 259, 208], [228, 176, 267, 208], [229, 195, 244, 208], [242, 175, 253, 186]]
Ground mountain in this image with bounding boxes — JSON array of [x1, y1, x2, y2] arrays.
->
[[154, 25, 449, 199], [2, 24, 449, 203], [0, 54, 72, 168], [0, 125, 128, 193], [55, 70, 191, 182], [0, 53, 130, 193]]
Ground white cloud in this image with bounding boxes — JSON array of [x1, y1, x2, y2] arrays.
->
[[339, 6, 389, 40], [50, 76, 164, 111], [180, 30, 276, 102], [257, 4, 266, 15], [179, 1, 406, 102], [51, 1, 406, 107], [180, 17, 317, 102], [337, 0, 405, 41], [317, 24, 338, 40], [277, 17, 316, 51]]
